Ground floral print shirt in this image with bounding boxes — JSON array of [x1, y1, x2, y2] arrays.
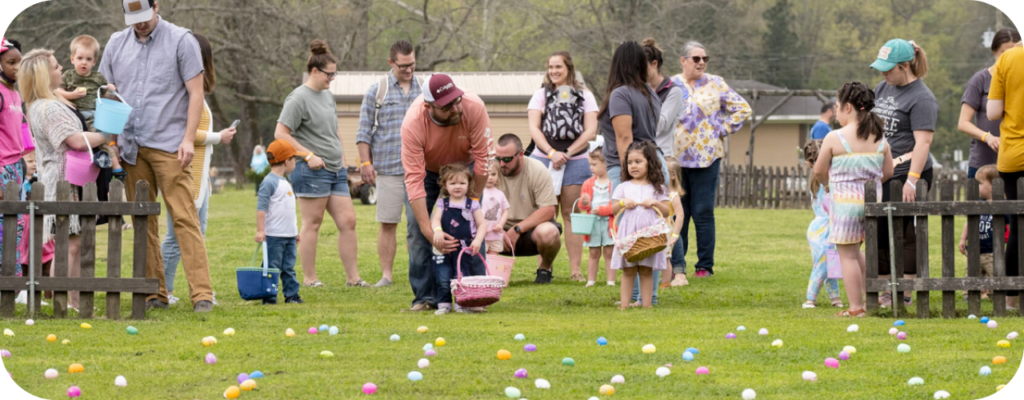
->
[[670, 73, 752, 168]]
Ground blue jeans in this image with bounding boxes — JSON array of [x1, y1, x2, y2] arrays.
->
[[432, 247, 487, 305], [290, 160, 350, 198], [678, 159, 721, 274], [967, 166, 978, 179], [406, 170, 442, 307], [163, 190, 209, 293], [265, 236, 300, 300]]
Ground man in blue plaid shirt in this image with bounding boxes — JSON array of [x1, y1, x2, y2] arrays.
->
[[356, 40, 421, 288]]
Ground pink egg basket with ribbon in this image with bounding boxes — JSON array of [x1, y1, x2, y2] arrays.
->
[[484, 234, 514, 286], [452, 247, 505, 308], [64, 132, 99, 187]]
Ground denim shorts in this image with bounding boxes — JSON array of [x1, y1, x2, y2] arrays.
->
[[529, 150, 592, 187], [289, 160, 350, 198]]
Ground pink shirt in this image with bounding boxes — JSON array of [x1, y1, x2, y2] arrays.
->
[[401, 93, 492, 201], [0, 83, 25, 166], [482, 187, 510, 241]]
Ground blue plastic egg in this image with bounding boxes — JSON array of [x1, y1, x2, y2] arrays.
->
[[249, 371, 264, 379], [408, 371, 423, 381], [682, 351, 695, 361], [893, 320, 905, 327], [980, 366, 992, 376], [597, 337, 608, 346], [981, 317, 990, 324], [319, 324, 329, 332], [686, 347, 699, 355]]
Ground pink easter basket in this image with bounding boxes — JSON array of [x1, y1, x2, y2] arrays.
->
[[452, 247, 505, 308], [485, 234, 514, 286], [65, 133, 99, 187], [826, 245, 842, 279], [21, 123, 34, 153]]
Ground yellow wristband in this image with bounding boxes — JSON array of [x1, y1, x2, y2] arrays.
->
[[433, 227, 442, 232], [548, 149, 556, 159], [982, 132, 990, 142], [362, 161, 372, 167], [672, 233, 680, 238], [305, 152, 314, 162], [619, 200, 625, 207], [908, 171, 921, 179]]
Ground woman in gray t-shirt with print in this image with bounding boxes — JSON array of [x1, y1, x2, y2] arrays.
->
[[958, 29, 1020, 178], [869, 38, 938, 308]]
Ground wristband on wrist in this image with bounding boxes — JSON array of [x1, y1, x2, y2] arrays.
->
[[672, 233, 680, 238], [982, 132, 990, 142], [908, 171, 921, 179], [620, 200, 625, 207], [433, 226, 442, 232], [548, 149, 556, 159], [908, 181, 917, 190], [109, 141, 117, 147], [362, 161, 372, 167], [305, 152, 314, 162]]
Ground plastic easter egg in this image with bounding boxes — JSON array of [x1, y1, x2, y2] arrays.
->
[[25, 319, 34, 326], [319, 324, 329, 332], [802, 371, 817, 382], [758, 328, 768, 335], [46, 334, 56, 342], [843, 346, 857, 354], [771, 339, 783, 348], [847, 324, 859, 333], [202, 336, 216, 346], [1008, 332, 1019, 340], [80, 323, 91, 330], [656, 367, 671, 377], [897, 332, 908, 340], [514, 368, 528, 379], [308, 327, 318, 335], [889, 327, 899, 335], [115, 375, 127, 387], [285, 328, 296, 337], [408, 371, 423, 381], [69, 363, 84, 374], [988, 320, 998, 329], [993, 356, 1007, 365], [418, 358, 430, 368], [980, 366, 992, 376], [62, 339, 70, 345], [45, 369, 58, 379], [562, 357, 575, 366], [514, 333, 525, 341], [390, 334, 400, 342], [223, 328, 235, 336], [596, 337, 608, 346], [524, 344, 537, 352], [980, 316, 989, 324], [642, 344, 656, 354], [589, 398, 600, 400], [968, 314, 977, 319], [504, 387, 521, 398], [695, 366, 710, 375], [894, 320, 905, 327], [418, 326, 428, 333], [997, 385, 1005, 391], [838, 351, 850, 360], [682, 351, 695, 361], [320, 350, 334, 358], [435, 337, 446, 347], [205, 353, 217, 364], [240, 379, 257, 391], [535, 378, 550, 389], [224, 386, 240, 399], [497, 349, 512, 360], [726, 333, 737, 339], [3, 329, 13, 337], [737, 326, 746, 331], [237, 373, 249, 384], [329, 326, 339, 336], [362, 382, 377, 395], [423, 343, 434, 351], [997, 340, 1011, 348], [908, 377, 924, 385], [610, 375, 624, 383], [67, 386, 81, 397], [249, 371, 264, 379], [0, 349, 9, 358], [825, 358, 839, 369], [126, 326, 138, 335], [897, 344, 911, 353], [742, 389, 756, 400], [599, 385, 615, 395], [934, 390, 950, 399], [686, 347, 700, 355], [425, 350, 436, 357]]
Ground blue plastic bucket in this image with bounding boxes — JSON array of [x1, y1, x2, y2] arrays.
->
[[93, 87, 133, 134]]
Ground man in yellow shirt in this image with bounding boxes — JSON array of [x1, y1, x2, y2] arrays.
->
[[987, 41, 1023, 309]]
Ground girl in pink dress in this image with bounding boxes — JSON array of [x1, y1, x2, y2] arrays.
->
[[611, 141, 671, 309]]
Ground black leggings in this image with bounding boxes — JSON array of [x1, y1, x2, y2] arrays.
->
[[999, 171, 1024, 297], [875, 169, 933, 277]]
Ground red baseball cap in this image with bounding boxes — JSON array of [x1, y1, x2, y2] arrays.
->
[[422, 73, 464, 107]]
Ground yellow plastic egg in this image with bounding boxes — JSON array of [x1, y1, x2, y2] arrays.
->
[[993, 356, 1007, 365], [223, 328, 236, 336], [285, 328, 296, 337], [417, 326, 428, 333], [68, 363, 84, 374], [80, 323, 91, 329], [46, 334, 57, 342], [224, 385, 240, 399], [202, 336, 216, 346], [3, 329, 13, 337], [435, 337, 446, 347], [62, 339, 70, 345], [497, 349, 512, 360], [240, 379, 257, 391], [997, 340, 1011, 348], [997, 385, 1005, 391], [600, 384, 616, 395], [642, 344, 656, 354]]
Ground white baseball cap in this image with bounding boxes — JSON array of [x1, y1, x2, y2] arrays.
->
[[122, 0, 155, 26]]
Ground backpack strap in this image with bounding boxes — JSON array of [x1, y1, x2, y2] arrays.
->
[[371, 75, 390, 133]]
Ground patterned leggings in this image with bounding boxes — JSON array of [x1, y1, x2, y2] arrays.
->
[[0, 161, 24, 278], [807, 248, 839, 301]]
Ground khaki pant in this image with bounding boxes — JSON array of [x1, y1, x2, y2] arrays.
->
[[125, 147, 213, 305]]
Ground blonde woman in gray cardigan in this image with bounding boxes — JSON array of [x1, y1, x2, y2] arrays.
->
[[20, 49, 109, 311]]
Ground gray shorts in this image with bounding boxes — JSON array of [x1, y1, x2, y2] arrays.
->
[[376, 175, 407, 224]]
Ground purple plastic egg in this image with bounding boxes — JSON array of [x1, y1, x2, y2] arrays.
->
[[897, 332, 907, 340], [425, 350, 437, 357], [838, 351, 850, 360], [67, 386, 81, 397], [524, 344, 537, 352], [237, 373, 249, 384], [205, 353, 217, 364], [514, 368, 528, 378], [825, 358, 839, 369], [726, 333, 737, 339], [0, 349, 10, 358]]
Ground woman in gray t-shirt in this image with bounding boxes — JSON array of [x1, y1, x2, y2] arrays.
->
[[958, 29, 1020, 178]]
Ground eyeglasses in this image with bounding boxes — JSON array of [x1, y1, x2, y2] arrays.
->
[[430, 96, 463, 112], [317, 68, 337, 79], [393, 61, 415, 71], [494, 151, 522, 164], [689, 56, 709, 64]]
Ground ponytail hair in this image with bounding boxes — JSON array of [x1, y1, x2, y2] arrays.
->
[[641, 37, 664, 71], [803, 140, 823, 197], [837, 82, 885, 143], [906, 43, 928, 79], [306, 39, 337, 73]]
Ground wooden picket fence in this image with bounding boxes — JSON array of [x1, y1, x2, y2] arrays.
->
[[716, 165, 972, 209], [0, 180, 161, 319], [863, 178, 1024, 318]]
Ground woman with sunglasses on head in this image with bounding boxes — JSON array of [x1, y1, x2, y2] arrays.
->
[[669, 41, 751, 282], [274, 39, 367, 288], [526, 51, 599, 282], [869, 39, 938, 309]]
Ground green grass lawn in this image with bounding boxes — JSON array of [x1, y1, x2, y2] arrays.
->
[[1, 186, 1021, 399]]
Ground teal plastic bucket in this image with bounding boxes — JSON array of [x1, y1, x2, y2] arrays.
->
[[94, 87, 133, 134]]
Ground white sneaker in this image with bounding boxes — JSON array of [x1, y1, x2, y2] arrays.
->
[[607, 281, 616, 286], [15, 291, 27, 304], [434, 307, 451, 315], [212, 292, 218, 306], [586, 281, 596, 287], [167, 295, 180, 305]]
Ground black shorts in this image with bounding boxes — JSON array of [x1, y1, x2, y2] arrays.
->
[[501, 221, 562, 257]]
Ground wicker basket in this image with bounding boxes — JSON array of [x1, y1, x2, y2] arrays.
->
[[452, 248, 505, 308], [613, 207, 669, 263]]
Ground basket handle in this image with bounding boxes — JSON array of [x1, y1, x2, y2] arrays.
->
[[572, 198, 583, 214], [455, 247, 490, 281], [612, 201, 664, 236], [98, 85, 129, 105], [79, 132, 95, 163]]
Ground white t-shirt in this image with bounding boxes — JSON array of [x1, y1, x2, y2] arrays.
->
[[527, 88, 599, 113], [256, 173, 298, 237]]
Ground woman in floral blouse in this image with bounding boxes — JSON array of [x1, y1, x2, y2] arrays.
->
[[668, 41, 751, 282]]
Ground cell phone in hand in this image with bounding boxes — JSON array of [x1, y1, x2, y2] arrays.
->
[[230, 120, 241, 129]]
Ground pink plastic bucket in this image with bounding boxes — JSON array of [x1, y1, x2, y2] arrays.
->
[[65, 148, 99, 187], [21, 123, 34, 153], [485, 235, 515, 285]]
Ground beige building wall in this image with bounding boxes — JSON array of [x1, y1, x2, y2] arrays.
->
[[726, 123, 803, 168]]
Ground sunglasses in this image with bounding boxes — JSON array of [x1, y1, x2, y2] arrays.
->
[[430, 96, 463, 112], [494, 151, 522, 164], [689, 56, 709, 64], [317, 68, 337, 79], [392, 61, 415, 71]]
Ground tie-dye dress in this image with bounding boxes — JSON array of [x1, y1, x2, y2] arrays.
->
[[829, 133, 886, 244]]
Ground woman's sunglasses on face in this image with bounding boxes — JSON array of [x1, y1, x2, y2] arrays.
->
[[689, 56, 709, 64]]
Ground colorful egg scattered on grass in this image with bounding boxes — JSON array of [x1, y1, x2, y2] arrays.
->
[[968, 314, 977, 319], [695, 367, 710, 375], [514, 369, 528, 379], [894, 320, 905, 326], [25, 319, 34, 326], [362, 382, 377, 395], [408, 371, 423, 382], [417, 326, 428, 333], [843, 346, 857, 354], [425, 350, 436, 357], [562, 358, 575, 366], [115, 375, 127, 387], [423, 343, 433, 351], [897, 344, 911, 353], [997, 340, 1010, 348], [682, 351, 694, 361], [67, 386, 81, 397], [0, 349, 9, 358], [80, 323, 91, 329], [329, 326, 339, 336], [889, 328, 899, 335], [596, 337, 608, 346], [418, 359, 430, 368], [1007, 332, 1019, 340], [908, 377, 924, 385], [497, 350, 512, 360], [319, 324, 329, 332], [514, 333, 525, 341], [737, 326, 746, 331], [524, 344, 537, 352], [205, 353, 217, 364], [933, 390, 950, 399], [897, 332, 908, 340], [838, 351, 850, 360], [504, 387, 521, 398], [250, 371, 264, 379], [224, 386, 240, 399], [320, 350, 334, 358], [726, 333, 737, 339], [47, 334, 57, 342], [997, 385, 1005, 391], [237, 373, 249, 384], [3, 329, 13, 337], [126, 326, 138, 335], [656, 367, 671, 377], [610, 375, 624, 383], [535, 378, 551, 389], [802, 371, 817, 382], [980, 317, 989, 324], [240, 379, 257, 391], [308, 327, 318, 335], [987, 320, 998, 328], [68, 364, 84, 374], [45, 369, 58, 379], [742, 388, 756, 400], [686, 347, 700, 355], [980, 366, 992, 376], [599, 385, 615, 395], [62, 339, 70, 345], [642, 344, 656, 354], [223, 328, 235, 336], [285, 328, 296, 337], [390, 334, 400, 342], [993, 356, 1007, 365], [435, 337, 446, 347], [771, 339, 783, 348], [758, 328, 768, 335], [202, 336, 216, 346], [824, 358, 839, 369], [847, 324, 859, 332]]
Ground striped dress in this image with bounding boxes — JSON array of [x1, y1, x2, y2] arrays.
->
[[829, 132, 886, 244]]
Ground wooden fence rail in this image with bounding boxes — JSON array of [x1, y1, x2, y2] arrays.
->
[[0, 180, 161, 320], [863, 178, 1024, 318]]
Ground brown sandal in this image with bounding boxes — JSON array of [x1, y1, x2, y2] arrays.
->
[[834, 309, 865, 317]]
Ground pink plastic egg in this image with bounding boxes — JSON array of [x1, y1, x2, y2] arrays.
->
[[308, 327, 319, 335], [0, 349, 10, 358], [825, 358, 839, 369], [425, 350, 436, 357], [838, 351, 850, 360], [67, 386, 81, 397], [695, 367, 710, 375], [897, 331, 907, 340], [362, 382, 377, 395], [726, 333, 737, 339]]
